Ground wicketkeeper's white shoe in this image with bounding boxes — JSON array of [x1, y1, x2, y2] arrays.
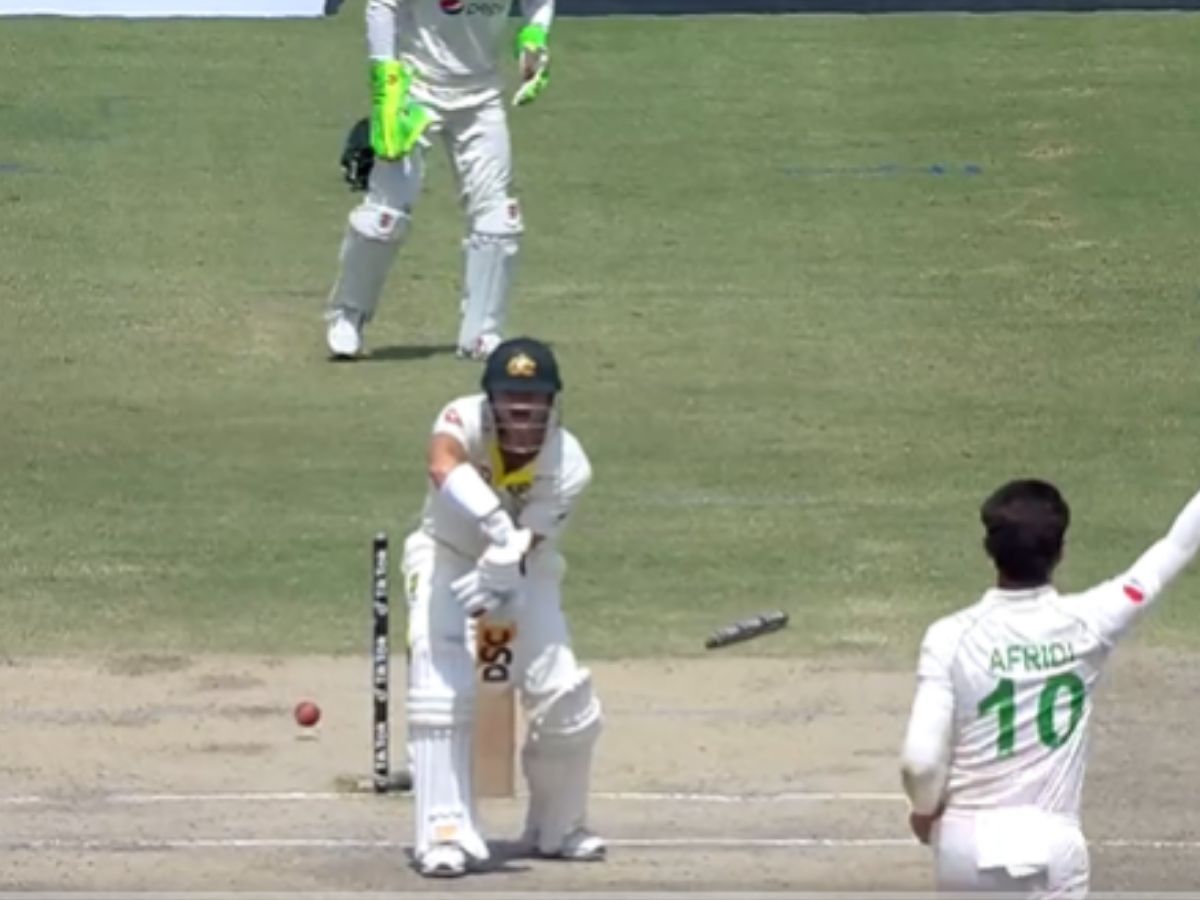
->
[[456, 332, 501, 361], [535, 827, 607, 862], [326, 309, 364, 359], [416, 843, 468, 878]]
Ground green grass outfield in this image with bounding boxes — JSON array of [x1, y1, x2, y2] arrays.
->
[[1, 10, 1198, 660]]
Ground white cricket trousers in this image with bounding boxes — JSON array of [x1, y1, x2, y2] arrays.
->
[[933, 810, 1089, 897], [329, 93, 523, 350], [374, 94, 520, 235]]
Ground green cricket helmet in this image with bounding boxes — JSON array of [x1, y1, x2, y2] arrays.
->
[[482, 337, 562, 456]]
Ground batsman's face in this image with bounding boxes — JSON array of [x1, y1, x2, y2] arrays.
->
[[492, 391, 554, 456]]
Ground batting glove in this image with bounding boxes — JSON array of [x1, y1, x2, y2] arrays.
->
[[451, 528, 533, 617], [512, 25, 550, 107], [451, 571, 501, 618], [370, 59, 433, 159]]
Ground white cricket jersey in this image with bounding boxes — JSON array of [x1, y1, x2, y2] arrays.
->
[[912, 562, 1178, 820], [902, 488, 1200, 823], [395, 0, 517, 105], [920, 586, 1114, 818], [418, 393, 591, 560]]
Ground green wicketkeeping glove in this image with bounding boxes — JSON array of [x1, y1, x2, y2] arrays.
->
[[512, 25, 550, 108], [370, 59, 433, 159]]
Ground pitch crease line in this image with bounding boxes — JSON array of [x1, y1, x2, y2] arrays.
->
[[4, 837, 1200, 851], [597, 791, 905, 803], [0, 790, 905, 806]]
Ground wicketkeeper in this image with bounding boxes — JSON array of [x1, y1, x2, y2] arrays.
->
[[400, 336, 604, 877], [324, 0, 554, 360]]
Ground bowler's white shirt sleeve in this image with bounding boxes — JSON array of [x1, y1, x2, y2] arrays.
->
[[901, 617, 958, 815], [1066, 487, 1200, 645]]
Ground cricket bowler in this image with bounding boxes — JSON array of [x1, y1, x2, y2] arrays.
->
[[400, 336, 604, 877], [323, 0, 554, 360], [900, 478, 1200, 895]]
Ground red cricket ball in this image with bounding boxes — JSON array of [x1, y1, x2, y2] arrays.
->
[[294, 700, 321, 727]]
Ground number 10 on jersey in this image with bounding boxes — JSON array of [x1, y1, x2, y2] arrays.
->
[[978, 673, 1086, 757]]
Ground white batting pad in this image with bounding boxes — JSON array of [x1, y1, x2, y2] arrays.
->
[[408, 643, 488, 862], [521, 669, 603, 852]]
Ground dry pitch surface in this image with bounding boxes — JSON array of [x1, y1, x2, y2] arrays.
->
[[1, 647, 1198, 892]]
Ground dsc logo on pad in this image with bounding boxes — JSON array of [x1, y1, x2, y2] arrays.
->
[[439, 0, 464, 13]]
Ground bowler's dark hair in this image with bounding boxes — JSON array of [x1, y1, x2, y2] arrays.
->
[[980, 479, 1071, 585]]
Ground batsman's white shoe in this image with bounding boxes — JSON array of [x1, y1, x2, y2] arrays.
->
[[326, 310, 364, 360], [416, 843, 468, 878], [536, 827, 607, 862], [456, 332, 501, 361]]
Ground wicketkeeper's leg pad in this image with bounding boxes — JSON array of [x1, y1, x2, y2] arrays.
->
[[327, 157, 421, 323], [408, 639, 488, 862], [520, 668, 602, 853], [458, 199, 522, 351]]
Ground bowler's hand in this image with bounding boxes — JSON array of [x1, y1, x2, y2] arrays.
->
[[909, 802, 945, 845]]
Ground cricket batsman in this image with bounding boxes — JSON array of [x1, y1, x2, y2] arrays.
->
[[900, 477, 1200, 895], [400, 336, 605, 877], [323, 0, 554, 360]]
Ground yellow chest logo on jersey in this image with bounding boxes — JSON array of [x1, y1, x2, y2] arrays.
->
[[483, 442, 535, 500]]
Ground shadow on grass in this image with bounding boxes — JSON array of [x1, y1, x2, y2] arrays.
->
[[360, 344, 459, 362]]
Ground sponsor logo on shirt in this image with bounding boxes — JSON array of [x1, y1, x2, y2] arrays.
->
[[439, 0, 505, 14]]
